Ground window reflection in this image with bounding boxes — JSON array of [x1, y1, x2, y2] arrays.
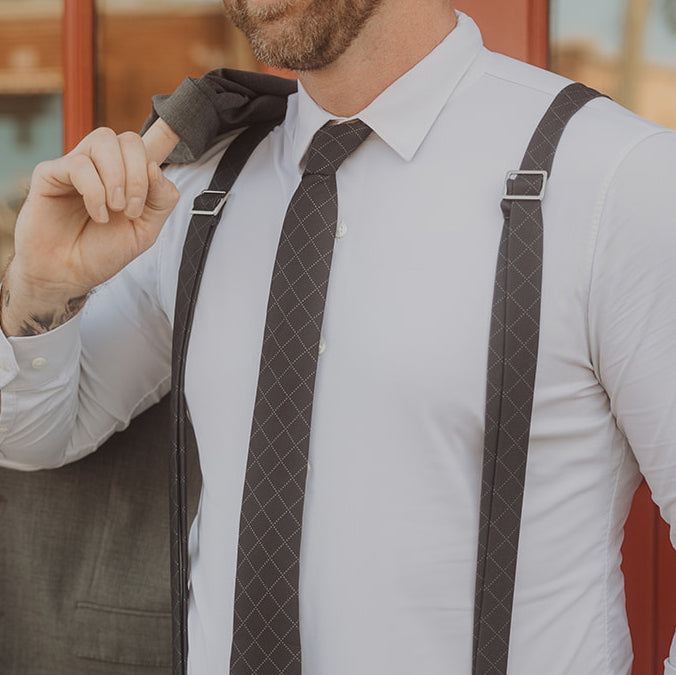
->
[[550, 0, 676, 129], [96, 0, 258, 132], [0, 0, 63, 266]]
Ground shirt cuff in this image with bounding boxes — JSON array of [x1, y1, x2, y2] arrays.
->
[[665, 657, 676, 674], [0, 312, 82, 391]]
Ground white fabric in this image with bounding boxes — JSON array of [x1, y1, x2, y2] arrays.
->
[[1, 12, 675, 675]]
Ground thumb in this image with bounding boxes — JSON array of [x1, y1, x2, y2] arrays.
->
[[143, 162, 180, 221], [133, 162, 180, 250], [143, 118, 180, 165]]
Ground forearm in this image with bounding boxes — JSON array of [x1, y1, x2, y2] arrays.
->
[[0, 119, 179, 466], [0, 264, 90, 421], [0, 264, 172, 470], [0, 262, 90, 338], [0, 315, 83, 468]]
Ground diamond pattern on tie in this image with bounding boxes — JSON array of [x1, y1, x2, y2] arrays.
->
[[230, 120, 372, 675]]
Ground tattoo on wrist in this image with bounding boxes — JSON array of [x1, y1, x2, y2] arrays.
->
[[16, 294, 89, 337]]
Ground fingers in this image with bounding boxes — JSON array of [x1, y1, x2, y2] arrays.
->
[[33, 154, 110, 224], [146, 162, 179, 212], [42, 127, 157, 223], [131, 162, 180, 252], [142, 118, 180, 166], [80, 127, 127, 217], [118, 132, 149, 219], [67, 155, 109, 223]]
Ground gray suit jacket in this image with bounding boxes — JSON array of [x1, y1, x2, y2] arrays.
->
[[0, 397, 201, 674]]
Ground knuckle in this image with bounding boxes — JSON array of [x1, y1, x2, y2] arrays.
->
[[69, 153, 91, 172], [32, 160, 52, 180], [118, 130, 141, 144], [126, 174, 148, 195], [94, 126, 117, 140]]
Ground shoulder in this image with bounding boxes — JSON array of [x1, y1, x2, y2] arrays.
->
[[474, 47, 666, 151], [453, 47, 673, 199]]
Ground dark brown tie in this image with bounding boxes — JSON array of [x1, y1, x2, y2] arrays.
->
[[230, 120, 372, 675]]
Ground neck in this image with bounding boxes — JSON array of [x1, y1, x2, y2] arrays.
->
[[296, 1, 457, 118]]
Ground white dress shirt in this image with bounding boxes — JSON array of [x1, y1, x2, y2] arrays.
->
[[1, 12, 675, 675]]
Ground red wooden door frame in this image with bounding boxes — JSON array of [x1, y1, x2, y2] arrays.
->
[[455, 0, 548, 67], [63, 0, 94, 151], [626, 483, 676, 674]]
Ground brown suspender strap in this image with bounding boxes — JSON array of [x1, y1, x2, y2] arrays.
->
[[472, 83, 604, 675], [170, 83, 604, 675]]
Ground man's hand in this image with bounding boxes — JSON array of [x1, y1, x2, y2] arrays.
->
[[1, 120, 181, 337]]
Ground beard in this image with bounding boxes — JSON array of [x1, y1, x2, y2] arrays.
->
[[223, 0, 384, 71]]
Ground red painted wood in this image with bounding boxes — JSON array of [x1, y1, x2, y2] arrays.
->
[[623, 482, 659, 674], [62, 0, 94, 152], [259, 64, 295, 79], [657, 508, 676, 671], [454, 0, 548, 67]]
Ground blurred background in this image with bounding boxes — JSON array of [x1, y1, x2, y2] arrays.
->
[[3, 0, 676, 263], [3, 0, 676, 265], [0, 0, 258, 262], [0, 1, 674, 672]]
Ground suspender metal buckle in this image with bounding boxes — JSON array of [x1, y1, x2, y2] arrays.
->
[[190, 190, 230, 216], [502, 170, 548, 201]]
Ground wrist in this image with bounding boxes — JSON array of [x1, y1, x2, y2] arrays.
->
[[0, 265, 90, 337]]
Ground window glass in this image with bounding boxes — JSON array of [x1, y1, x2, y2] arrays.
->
[[0, 0, 63, 265], [95, 0, 258, 132], [550, 0, 676, 128]]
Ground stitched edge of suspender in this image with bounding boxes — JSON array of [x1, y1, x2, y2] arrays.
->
[[472, 83, 606, 675], [169, 121, 280, 675]]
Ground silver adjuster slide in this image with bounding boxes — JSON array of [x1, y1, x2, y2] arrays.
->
[[502, 170, 548, 201], [190, 190, 230, 216]]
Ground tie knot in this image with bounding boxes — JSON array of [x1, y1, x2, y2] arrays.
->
[[304, 120, 372, 177]]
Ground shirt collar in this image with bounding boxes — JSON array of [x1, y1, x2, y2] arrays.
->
[[286, 11, 483, 168]]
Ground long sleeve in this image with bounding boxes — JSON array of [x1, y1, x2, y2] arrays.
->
[[0, 127, 241, 472], [587, 131, 676, 672], [0, 236, 172, 470]]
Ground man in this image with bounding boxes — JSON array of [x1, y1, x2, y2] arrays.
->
[[0, 2, 675, 674]]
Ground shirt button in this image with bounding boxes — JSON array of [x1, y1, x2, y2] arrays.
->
[[32, 357, 47, 370], [318, 339, 327, 356], [0, 360, 8, 372], [335, 222, 348, 239]]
